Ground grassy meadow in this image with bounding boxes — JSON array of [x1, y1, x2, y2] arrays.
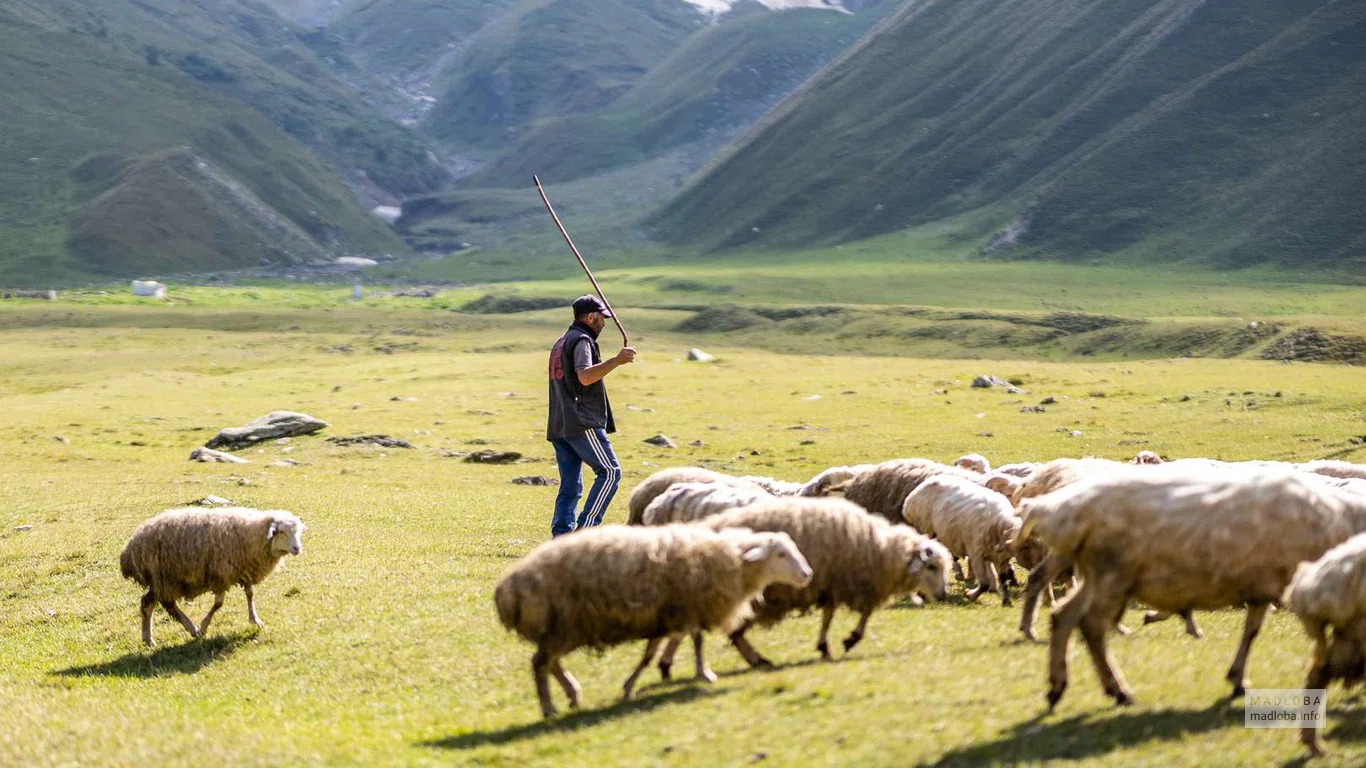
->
[[1, 285, 1365, 766]]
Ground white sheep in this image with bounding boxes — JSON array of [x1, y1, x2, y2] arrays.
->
[[626, 467, 769, 524], [1299, 459, 1366, 480], [1283, 533, 1366, 756], [902, 475, 1021, 605], [1132, 450, 1163, 465], [119, 507, 305, 646], [642, 482, 773, 525], [493, 524, 812, 717], [954, 454, 991, 474], [1020, 468, 1366, 709], [995, 462, 1040, 478]]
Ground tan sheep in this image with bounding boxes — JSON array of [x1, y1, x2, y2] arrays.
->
[[642, 482, 773, 525], [902, 475, 1021, 606], [980, 472, 1023, 499], [493, 524, 812, 718], [1019, 468, 1366, 710], [625, 467, 769, 524], [119, 507, 305, 646], [1283, 533, 1366, 756], [654, 498, 951, 674], [839, 458, 982, 524], [954, 454, 991, 474]]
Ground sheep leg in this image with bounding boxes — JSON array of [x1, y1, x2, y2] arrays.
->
[[816, 605, 837, 660], [1021, 555, 1068, 642], [140, 590, 158, 647], [1046, 581, 1093, 711], [728, 623, 774, 669], [1182, 611, 1204, 639], [532, 648, 557, 718], [952, 558, 967, 583], [1080, 604, 1133, 706], [842, 611, 871, 653], [692, 631, 716, 683], [550, 658, 581, 709], [244, 584, 263, 628], [657, 634, 682, 681], [1226, 602, 1270, 697], [623, 638, 662, 701], [966, 554, 1000, 603], [1300, 622, 1331, 757], [161, 600, 199, 639], [197, 591, 226, 637]]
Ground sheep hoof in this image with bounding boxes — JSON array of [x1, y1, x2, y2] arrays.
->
[[1141, 612, 1162, 626], [841, 631, 863, 653], [658, 662, 672, 681], [753, 657, 776, 671], [1022, 629, 1038, 643], [1115, 624, 1133, 636], [1113, 691, 1135, 706], [698, 669, 718, 684], [1046, 685, 1066, 712], [816, 641, 831, 660]]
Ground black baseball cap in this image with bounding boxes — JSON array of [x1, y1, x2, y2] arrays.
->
[[572, 294, 611, 317]]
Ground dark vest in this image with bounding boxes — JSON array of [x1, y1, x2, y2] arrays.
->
[[546, 322, 616, 439]]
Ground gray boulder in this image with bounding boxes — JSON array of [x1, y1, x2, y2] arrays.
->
[[205, 411, 328, 449], [189, 447, 249, 464]]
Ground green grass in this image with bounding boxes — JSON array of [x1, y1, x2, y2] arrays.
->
[[1, 300, 1364, 765]]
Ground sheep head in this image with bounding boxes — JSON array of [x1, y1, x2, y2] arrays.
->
[[265, 512, 306, 557], [738, 531, 813, 589], [955, 454, 990, 474], [905, 537, 951, 602]]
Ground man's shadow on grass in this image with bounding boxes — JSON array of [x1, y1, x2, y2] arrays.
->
[[920, 700, 1245, 767], [51, 633, 253, 679], [422, 686, 726, 751]]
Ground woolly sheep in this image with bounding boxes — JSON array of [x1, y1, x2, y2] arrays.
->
[[839, 459, 982, 524], [655, 498, 951, 674], [493, 525, 812, 718], [1299, 459, 1366, 480], [801, 464, 876, 496], [119, 507, 305, 646], [626, 467, 769, 524], [954, 454, 991, 474], [902, 475, 1021, 605], [739, 475, 806, 495], [642, 482, 773, 525], [996, 462, 1040, 478], [980, 472, 1023, 499], [1132, 450, 1163, 465], [1283, 533, 1366, 756], [1019, 468, 1366, 709]]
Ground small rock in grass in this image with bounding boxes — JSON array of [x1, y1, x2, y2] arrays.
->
[[512, 476, 558, 486], [464, 450, 522, 464], [190, 447, 249, 464], [191, 495, 234, 507], [644, 434, 677, 449]]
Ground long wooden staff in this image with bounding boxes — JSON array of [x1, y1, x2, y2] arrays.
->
[[533, 175, 630, 346]]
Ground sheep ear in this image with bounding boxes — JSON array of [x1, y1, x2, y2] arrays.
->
[[265, 521, 278, 541], [741, 544, 768, 562]]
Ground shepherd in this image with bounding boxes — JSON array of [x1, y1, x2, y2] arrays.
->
[[546, 295, 636, 536]]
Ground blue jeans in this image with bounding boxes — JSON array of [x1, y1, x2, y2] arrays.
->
[[550, 429, 622, 537]]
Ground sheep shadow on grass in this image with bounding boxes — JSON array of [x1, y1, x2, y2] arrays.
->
[[421, 686, 726, 751], [918, 701, 1244, 766], [51, 633, 254, 679]]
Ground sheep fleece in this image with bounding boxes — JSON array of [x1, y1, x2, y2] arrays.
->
[[120, 507, 295, 601], [626, 467, 768, 524]]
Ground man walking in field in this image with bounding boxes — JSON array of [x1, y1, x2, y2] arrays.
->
[[547, 295, 636, 536]]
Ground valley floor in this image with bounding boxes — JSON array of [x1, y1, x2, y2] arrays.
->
[[1, 299, 1364, 765]]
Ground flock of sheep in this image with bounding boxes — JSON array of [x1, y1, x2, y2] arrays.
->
[[495, 452, 1366, 756], [108, 448, 1366, 756]]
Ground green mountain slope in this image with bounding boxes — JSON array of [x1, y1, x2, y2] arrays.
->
[[652, 0, 1366, 268], [8, 0, 448, 199], [328, 0, 519, 82], [0, 16, 405, 286], [464, 5, 886, 186], [423, 0, 705, 148]]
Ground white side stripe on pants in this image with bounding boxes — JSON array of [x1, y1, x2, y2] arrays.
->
[[582, 429, 619, 527]]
